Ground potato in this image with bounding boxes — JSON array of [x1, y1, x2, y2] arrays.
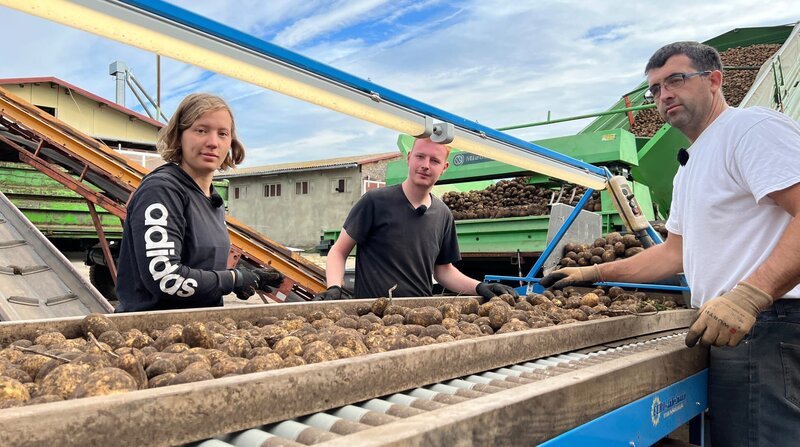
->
[[1, 366, 32, 384], [71, 353, 112, 372], [403, 324, 424, 337], [581, 293, 600, 307], [255, 317, 278, 327], [219, 336, 251, 358], [181, 323, 215, 349], [0, 347, 24, 364], [148, 373, 177, 388], [243, 353, 284, 373], [421, 324, 448, 339], [461, 298, 480, 315], [34, 332, 66, 348], [384, 336, 412, 351], [335, 317, 359, 329], [0, 377, 30, 403], [327, 331, 368, 355], [38, 364, 90, 399], [496, 319, 530, 334], [405, 307, 443, 327], [382, 314, 404, 326], [283, 355, 306, 368], [261, 326, 289, 346], [20, 354, 52, 379], [72, 368, 137, 398], [116, 354, 147, 390], [145, 358, 178, 379], [246, 347, 273, 360], [302, 341, 338, 364], [97, 331, 126, 350], [276, 318, 305, 333], [81, 313, 118, 337], [211, 358, 248, 378], [324, 307, 347, 323], [167, 368, 214, 386], [625, 247, 645, 258], [439, 303, 461, 321], [273, 336, 303, 358], [383, 305, 409, 318], [370, 298, 390, 317], [152, 326, 184, 351], [172, 353, 211, 373], [488, 305, 510, 330]]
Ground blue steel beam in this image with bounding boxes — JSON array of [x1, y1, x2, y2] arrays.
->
[[119, 0, 605, 177]]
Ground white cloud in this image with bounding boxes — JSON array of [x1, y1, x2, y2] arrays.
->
[[0, 0, 797, 168]]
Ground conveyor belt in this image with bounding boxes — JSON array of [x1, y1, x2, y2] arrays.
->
[[194, 332, 699, 447], [0, 300, 701, 447], [0, 86, 325, 300], [0, 190, 112, 320]]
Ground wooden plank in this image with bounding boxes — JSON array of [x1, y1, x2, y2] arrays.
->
[[0, 310, 695, 447]]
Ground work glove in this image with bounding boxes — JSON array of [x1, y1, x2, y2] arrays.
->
[[685, 283, 773, 348], [476, 282, 519, 300], [233, 267, 285, 300], [313, 285, 347, 301], [539, 265, 601, 290]]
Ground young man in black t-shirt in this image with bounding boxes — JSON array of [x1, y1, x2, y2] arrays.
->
[[317, 137, 517, 300]]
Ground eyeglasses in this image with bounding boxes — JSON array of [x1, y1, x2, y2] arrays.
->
[[644, 71, 711, 101]]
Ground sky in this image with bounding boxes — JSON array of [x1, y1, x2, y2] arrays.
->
[[0, 1, 797, 167]]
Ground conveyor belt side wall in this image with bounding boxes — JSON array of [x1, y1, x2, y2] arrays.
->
[[0, 190, 113, 319]]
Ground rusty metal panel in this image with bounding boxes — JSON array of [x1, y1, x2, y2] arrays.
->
[[0, 191, 113, 320]]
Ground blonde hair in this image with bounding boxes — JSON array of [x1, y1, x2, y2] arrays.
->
[[157, 93, 245, 170], [411, 137, 452, 157]]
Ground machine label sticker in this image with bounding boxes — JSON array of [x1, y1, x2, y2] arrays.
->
[[452, 152, 489, 166], [650, 392, 687, 427]]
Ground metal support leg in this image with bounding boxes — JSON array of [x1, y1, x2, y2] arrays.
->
[[87, 201, 117, 285]]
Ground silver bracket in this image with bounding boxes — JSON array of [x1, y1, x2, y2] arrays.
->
[[431, 122, 455, 144], [415, 116, 434, 138]]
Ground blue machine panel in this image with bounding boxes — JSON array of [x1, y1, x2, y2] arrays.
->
[[540, 370, 707, 447]]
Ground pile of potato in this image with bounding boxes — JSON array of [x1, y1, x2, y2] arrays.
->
[[631, 43, 782, 137], [0, 289, 677, 408], [442, 177, 602, 220], [557, 231, 644, 268]]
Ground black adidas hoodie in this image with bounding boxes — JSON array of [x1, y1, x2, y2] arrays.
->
[[115, 163, 235, 312]]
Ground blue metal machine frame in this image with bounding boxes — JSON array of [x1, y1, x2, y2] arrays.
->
[[541, 370, 708, 447], [484, 181, 691, 294], [120, 0, 606, 178]]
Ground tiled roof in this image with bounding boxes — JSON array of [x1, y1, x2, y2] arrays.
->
[[216, 151, 400, 178]]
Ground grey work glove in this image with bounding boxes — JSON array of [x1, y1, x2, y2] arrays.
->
[[313, 285, 347, 301], [685, 283, 773, 348], [539, 265, 602, 290], [476, 282, 519, 300]]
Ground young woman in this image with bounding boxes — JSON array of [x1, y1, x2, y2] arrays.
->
[[115, 93, 281, 312]]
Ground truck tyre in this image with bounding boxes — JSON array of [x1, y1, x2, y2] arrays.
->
[[89, 264, 118, 301]]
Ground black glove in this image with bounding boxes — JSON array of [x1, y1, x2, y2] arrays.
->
[[233, 268, 284, 300], [476, 282, 519, 300], [313, 285, 346, 301], [253, 267, 284, 289]]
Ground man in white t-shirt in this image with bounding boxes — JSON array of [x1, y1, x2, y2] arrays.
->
[[541, 41, 800, 446]]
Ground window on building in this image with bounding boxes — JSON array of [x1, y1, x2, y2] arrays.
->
[[234, 187, 240, 199], [295, 181, 309, 195], [264, 183, 281, 197], [35, 105, 56, 116], [234, 186, 247, 199], [333, 178, 346, 193]]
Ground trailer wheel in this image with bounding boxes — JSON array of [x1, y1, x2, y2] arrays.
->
[[89, 265, 118, 301]]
